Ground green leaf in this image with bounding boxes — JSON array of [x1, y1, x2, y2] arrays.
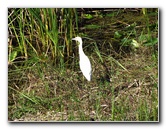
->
[[131, 39, 140, 48], [144, 38, 158, 46], [114, 31, 122, 39], [83, 14, 93, 19], [9, 51, 17, 63], [85, 24, 101, 29]]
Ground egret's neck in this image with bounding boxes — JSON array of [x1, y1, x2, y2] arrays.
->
[[78, 42, 84, 57]]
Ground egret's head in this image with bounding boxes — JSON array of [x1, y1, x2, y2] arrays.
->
[[72, 37, 82, 45]]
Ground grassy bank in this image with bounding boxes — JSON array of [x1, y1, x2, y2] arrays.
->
[[8, 8, 158, 121]]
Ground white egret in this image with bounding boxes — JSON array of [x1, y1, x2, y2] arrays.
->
[[72, 37, 92, 81]]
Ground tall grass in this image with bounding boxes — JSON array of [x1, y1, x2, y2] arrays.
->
[[8, 8, 78, 66]]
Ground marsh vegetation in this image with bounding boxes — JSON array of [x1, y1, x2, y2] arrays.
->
[[8, 8, 158, 121]]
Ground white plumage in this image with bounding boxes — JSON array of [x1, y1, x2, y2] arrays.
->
[[72, 37, 92, 81]]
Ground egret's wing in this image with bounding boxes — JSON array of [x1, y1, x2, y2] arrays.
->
[[79, 55, 92, 81]]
